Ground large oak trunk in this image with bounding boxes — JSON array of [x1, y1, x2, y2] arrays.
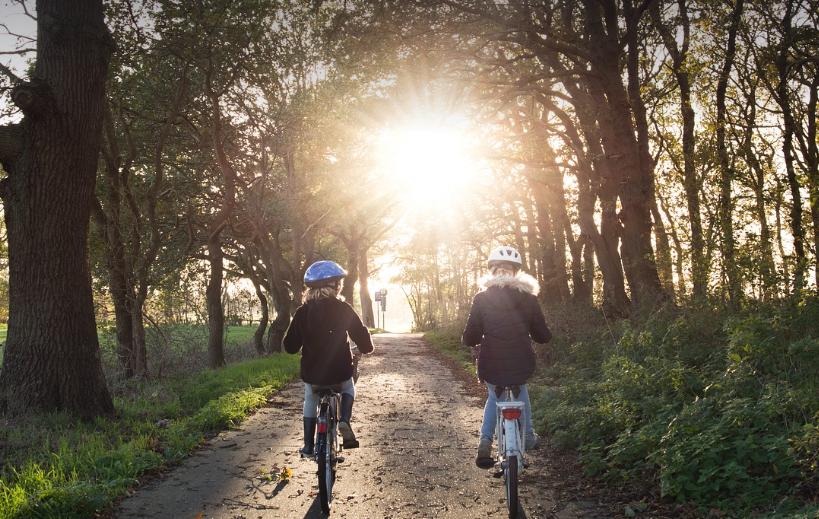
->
[[0, 0, 114, 417]]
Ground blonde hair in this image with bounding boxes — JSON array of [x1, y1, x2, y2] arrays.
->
[[490, 266, 518, 278], [305, 285, 340, 301]]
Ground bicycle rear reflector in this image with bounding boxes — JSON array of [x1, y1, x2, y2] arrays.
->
[[317, 421, 328, 433], [502, 408, 522, 420]]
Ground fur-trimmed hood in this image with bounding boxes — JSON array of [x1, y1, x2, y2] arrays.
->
[[481, 272, 540, 296]]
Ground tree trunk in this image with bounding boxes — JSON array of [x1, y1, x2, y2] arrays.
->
[[131, 300, 147, 377], [616, 2, 666, 306], [523, 197, 541, 281], [266, 289, 290, 354], [804, 75, 819, 285], [774, 177, 790, 292], [717, 0, 745, 305], [548, 86, 629, 314], [652, 0, 705, 300], [657, 192, 687, 298], [340, 240, 360, 305], [530, 178, 562, 301], [0, 0, 114, 417], [358, 249, 375, 328], [251, 279, 268, 356], [598, 192, 631, 317], [742, 81, 776, 297], [775, 0, 805, 291], [651, 199, 675, 299], [581, 234, 596, 305], [112, 280, 135, 376], [206, 232, 226, 368], [511, 203, 530, 271], [547, 166, 571, 302]]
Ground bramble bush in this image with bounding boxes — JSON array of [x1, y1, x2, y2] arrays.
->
[[538, 298, 819, 515]]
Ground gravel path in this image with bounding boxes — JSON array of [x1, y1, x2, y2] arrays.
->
[[116, 333, 608, 518]]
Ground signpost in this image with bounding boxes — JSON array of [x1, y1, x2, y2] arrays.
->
[[374, 288, 387, 330]]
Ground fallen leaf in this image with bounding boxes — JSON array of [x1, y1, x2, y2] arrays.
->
[[278, 466, 293, 481]]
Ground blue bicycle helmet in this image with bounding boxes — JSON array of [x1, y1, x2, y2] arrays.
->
[[304, 260, 347, 287]]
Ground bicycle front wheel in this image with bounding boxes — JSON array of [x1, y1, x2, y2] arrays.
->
[[317, 435, 334, 513], [505, 455, 519, 519]]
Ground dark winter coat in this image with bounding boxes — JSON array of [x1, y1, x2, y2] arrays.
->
[[462, 273, 551, 386], [283, 297, 374, 385]]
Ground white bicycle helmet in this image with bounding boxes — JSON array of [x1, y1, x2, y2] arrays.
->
[[487, 245, 522, 268]]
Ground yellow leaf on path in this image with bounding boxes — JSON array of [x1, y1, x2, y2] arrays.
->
[[278, 466, 293, 481], [194, 513, 204, 519]]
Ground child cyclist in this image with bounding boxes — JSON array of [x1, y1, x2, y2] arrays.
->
[[462, 246, 552, 468], [283, 260, 374, 455]]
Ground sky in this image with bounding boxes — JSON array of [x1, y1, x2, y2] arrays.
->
[[0, 1, 36, 76]]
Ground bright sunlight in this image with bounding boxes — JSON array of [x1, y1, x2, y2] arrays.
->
[[374, 116, 489, 213]]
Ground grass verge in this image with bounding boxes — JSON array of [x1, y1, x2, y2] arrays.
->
[[0, 353, 300, 519], [423, 327, 476, 377]]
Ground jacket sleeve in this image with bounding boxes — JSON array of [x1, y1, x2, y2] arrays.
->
[[461, 295, 484, 347], [528, 295, 552, 344], [283, 306, 304, 354], [347, 304, 374, 354]]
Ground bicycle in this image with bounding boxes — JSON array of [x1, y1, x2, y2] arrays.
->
[[312, 385, 342, 514], [494, 385, 525, 519]]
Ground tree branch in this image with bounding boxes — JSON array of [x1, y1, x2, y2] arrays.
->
[[0, 62, 22, 83]]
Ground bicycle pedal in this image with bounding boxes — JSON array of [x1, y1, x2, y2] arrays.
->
[[492, 469, 503, 478]]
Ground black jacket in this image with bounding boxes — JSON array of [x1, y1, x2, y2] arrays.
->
[[462, 274, 551, 386], [283, 297, 374, 385]]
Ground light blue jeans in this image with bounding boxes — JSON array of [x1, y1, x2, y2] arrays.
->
[[303, 378, 355, 418], [480, 382, 533, 442]]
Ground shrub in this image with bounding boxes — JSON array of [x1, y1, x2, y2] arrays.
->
[[538, 298, 819, 515]]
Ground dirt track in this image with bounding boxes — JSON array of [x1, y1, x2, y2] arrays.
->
[[116, 333, 610, 518]]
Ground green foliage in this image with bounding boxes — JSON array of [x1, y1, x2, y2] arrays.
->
[[424, 326, 476, 376], [538, 299, 819, 515], [0, 354, 300, 518], [98, 325, 260, 382]]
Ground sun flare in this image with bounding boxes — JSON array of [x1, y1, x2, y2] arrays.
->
[[374, 118, 487, 213]]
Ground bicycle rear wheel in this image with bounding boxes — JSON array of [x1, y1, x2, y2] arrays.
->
[[317, 433, 334, 513], [505, 455, 519, 519]]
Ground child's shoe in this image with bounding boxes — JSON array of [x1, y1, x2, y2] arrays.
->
[[339, 394, 359, 448], [475, 438, 493, 468]]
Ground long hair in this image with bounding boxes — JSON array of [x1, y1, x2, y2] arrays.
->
[[305, 284, 340, 302]]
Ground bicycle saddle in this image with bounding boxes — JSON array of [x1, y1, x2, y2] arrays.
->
[[312, 384, 343, 397], [494, 385, 521, 398]]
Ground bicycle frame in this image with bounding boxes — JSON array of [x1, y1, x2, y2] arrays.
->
[[495, 390, 525, 471], [315, 394, 338, 456], [313, 387, 341, 514]]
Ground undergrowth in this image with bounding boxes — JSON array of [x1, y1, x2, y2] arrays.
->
[[425, 298, 819, 517], [423, 328, 476, 376], [0, 353, 300, 518]]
